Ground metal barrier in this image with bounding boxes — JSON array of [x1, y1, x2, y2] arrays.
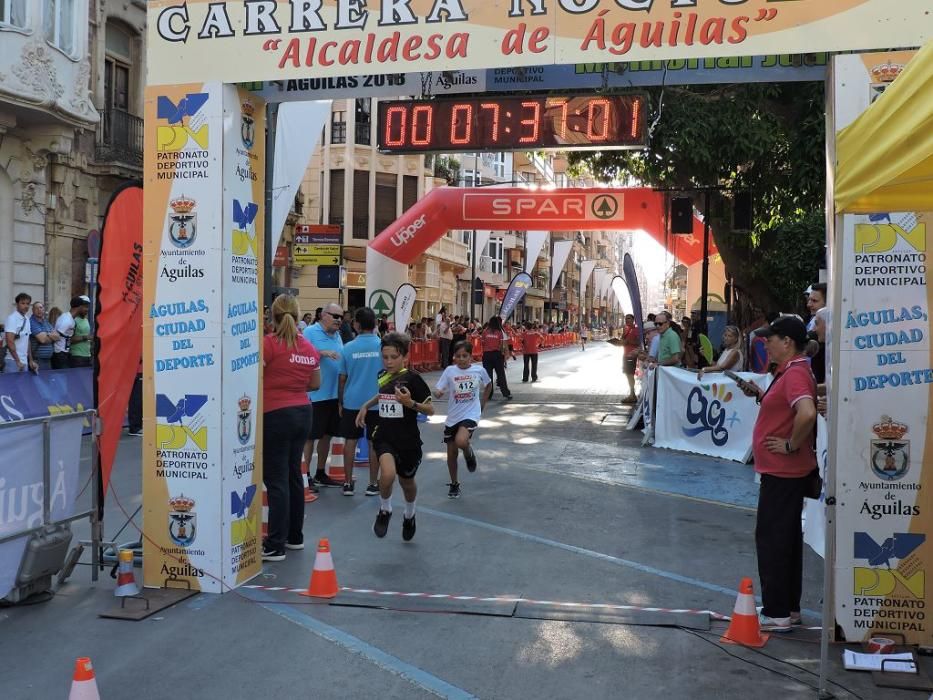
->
[[0, 410, 101, 601]]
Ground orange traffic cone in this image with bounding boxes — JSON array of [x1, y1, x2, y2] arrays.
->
[[114, 548, 139, 597], [68, 657, 100, 700], [299, 538, 339, 598], [300, 459, 318, 503], [720, 577, 769, 647]]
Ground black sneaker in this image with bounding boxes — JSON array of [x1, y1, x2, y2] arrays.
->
[[306, 479, 320, 494], [521, 378, 528, 383], [447, 482, 461, 499], [373, 509, 392, 538], [364, 482, 380, 497], [503, 393, 513, 400], [285, 540, 304, 551], [464, 446, 477, 473], [342, 481, 355, 496], [313, 473, 342, 488], [402, 515, 416, 541], [261, 544, 286, 562]]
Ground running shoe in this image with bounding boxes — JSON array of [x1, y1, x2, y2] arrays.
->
[[464, 446, 477, 473], [342, 481, 355, 496], [127, 430, 143, 437], [373, 509, 392, 538], [261, 544, 286, 562], [447, 482, 461, 499], [285, 539, 304, 551], [521, 378, 528, 383], [402, 515, 416, 541], [758, 613, 792, 633], [364, 482, 380, 497], [313, 473, 342, 488]]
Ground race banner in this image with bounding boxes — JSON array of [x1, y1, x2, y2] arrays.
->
[[147, 1, 929, 86], [551, 240, 573, 292], [394, 283, 418, 335], [524, 231, 548, 275], [142, 83, 264, 592], [579, 261, 597, 308], [654, 367, 769, 464], [0, 414, 85, 600], [831, 51, 931, 645], [95, 183, 144, 497], [499, 272, 533, 321], [623, 253, 645, 345], [0, 368, 93, 425]]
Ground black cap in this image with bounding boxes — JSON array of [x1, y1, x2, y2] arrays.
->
[[71, 295, 90, 308], [754, 316, 808, 345]]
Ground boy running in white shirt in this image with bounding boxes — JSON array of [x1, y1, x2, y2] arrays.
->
[[434, 341, 492, 499]]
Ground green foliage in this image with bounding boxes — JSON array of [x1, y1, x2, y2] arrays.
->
[[433, 155, 461, 185], [568, 81, 827, 313]]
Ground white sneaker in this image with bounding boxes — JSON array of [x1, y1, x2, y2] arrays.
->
[[758, 613, 792, 632]]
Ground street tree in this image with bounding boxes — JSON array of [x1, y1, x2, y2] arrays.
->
[[568, 81, 826, 318]]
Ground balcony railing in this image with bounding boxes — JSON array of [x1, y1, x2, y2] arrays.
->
[[95, 109, 143, 167], [331, 121, 347, 144], [355, 122, 371, 146]]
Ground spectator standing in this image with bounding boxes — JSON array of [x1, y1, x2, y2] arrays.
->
[[621, 314, 640, 403], [805, 283, 826, 332], [378, 315, 389, 336], [127, 356, 143, 436], [520, 322, 541, 383], [339, 311, 357, 344], [4, 293, 35, 373], [261, 294, 321, 561], [29, 301, 59, 370], [298, 312, 313, 332], [437, 311, 452, 368], [749, 311, 780, 373], [303, 303, 345, 488], [655, 312, 682, 367], [337, 307, 383, 497], [739, 316, 817, 632], [480, 316, 512, 399], [68, 296, 93, 368], [52, 299, 82, 369]]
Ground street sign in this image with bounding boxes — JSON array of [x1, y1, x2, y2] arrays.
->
[[293, 243, 341, 266], [294, 224, 341, 245]]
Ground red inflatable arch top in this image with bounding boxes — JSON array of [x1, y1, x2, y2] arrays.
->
[[369, 187, 714, 267]]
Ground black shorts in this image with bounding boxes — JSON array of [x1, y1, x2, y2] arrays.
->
[[624, 356, 637, 374], [373, 442, 423, 479], [339, 409, 378, 440], [443, 419, 477, 443], [310, 398, 341, 440]]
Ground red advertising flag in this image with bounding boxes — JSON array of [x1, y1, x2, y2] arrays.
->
[[95, 183, 143, 497]]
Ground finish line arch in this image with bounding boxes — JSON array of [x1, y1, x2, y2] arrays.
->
[[365, 186, 713, 307]]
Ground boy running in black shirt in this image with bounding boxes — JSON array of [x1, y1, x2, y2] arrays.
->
[[356, 333, 434, 541]]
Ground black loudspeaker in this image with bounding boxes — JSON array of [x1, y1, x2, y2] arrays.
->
[[733, 191, 753, 230], [670, 197, 694, 234]]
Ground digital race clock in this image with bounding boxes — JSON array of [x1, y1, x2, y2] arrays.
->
[[376, 93, 647, 154]]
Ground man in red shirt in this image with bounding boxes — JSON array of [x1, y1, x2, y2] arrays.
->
[[620, 314, 640, 403], [521, 322, 542, 383], [741, 316, 817, 633]]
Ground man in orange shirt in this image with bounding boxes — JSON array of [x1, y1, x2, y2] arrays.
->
[[521, 322, 542, 383], [621, 314, 640, 403]]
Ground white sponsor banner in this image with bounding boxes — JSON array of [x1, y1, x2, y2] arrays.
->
[[611, 276, 633, 316], [270, 100, 331, 259], [220, 85, 263, 586], [394, 283, 418, 334], [0, 416, 84, 599], [831, 52, 931, 645], [579, 260, 597, 304], [803, 415, 829, 558], [654, 367, 769, 463], [524, 230, 548, 274], [551, 240, 573, 292]]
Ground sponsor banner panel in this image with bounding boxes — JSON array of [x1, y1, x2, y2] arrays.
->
[[654, 367, 767, 464], [147, 1, 929, 85], [832, 52, 931, 645], [221, 85, 264, 586], [144, 83, 226, 592], [0, 368, 93, 426], [0, 416, 84, 600]]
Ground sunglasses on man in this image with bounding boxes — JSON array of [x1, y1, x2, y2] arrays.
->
[[325, 311, 344, 320]]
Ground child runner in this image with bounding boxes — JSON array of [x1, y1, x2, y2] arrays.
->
[[356, 333, 434, 541], [580, 324, 589, 351], [434, 340, 492, 499]]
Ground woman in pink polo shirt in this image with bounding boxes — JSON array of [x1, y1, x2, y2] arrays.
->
[[741, 316, 817, 633], [262, 294, 321, 562]]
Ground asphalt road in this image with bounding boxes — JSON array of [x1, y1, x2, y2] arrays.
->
[[0, 342, 912, 699]]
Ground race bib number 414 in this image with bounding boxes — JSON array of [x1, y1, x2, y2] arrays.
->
[[379, 393, 403, 419]]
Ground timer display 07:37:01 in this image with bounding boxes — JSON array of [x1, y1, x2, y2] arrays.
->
[[376, 94, 647, 153]]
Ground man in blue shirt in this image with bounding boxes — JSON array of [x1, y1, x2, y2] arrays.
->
[[337, 307, 383, 496], [303, 302, 344, 488]]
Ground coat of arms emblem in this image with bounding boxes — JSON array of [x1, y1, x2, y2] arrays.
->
[[870, 415, 910, 481]]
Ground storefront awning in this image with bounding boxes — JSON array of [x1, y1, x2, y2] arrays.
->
[[835, 42, 933, 214]]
